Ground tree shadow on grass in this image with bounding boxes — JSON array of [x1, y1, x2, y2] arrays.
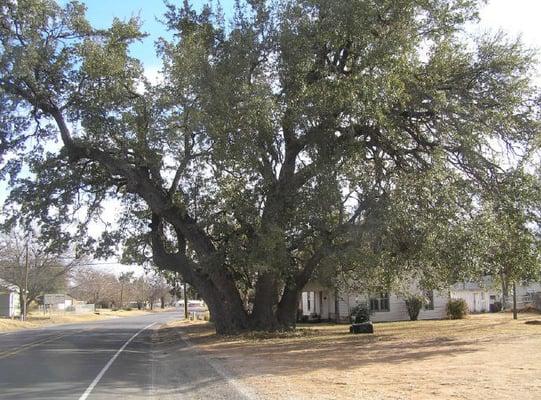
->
[[162, 320, 519, 381]]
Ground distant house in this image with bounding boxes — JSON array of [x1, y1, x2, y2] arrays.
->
[[451, 279, 541, 312], [0, 279, 21, 318], [42, 294, 95, 313], [43, 293, 76, 311]]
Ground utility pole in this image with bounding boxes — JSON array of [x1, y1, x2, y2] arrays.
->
[[119, 282, 124, 309], [21, 241, 29, 321], [512, 281, 517, 320], [183, 282, 188, 319]]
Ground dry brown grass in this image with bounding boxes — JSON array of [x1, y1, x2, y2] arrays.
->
[[0, 307, 174, 333], [165, 313, 541, 400]]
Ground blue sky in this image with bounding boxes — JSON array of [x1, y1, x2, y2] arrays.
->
[[82, 0, 173, 68], [71, 0, 235, 71], [71, 0, 541, 78], [68, 0, 541, 75]]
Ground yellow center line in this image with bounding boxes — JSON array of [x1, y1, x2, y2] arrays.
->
[[0, 327, 96, 360]]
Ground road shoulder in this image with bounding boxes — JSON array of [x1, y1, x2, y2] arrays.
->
[[152, 320, 258, 400]]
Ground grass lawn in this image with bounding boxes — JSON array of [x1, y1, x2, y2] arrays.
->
[[0, 307, 174, 333], [167, 313, 541, 400]]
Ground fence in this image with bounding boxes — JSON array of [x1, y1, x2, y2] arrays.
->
[[40, 303, 95, 314], [188, 310, 210, 321]]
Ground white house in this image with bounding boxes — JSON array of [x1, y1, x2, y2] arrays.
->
[[0, 279, 21, 318], [299, 281, 448, 323], [300, 278, 541, 323], [451, 279, 541, 313]]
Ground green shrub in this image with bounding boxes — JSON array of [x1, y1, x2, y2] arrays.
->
[[405, 295, 425, 321], [350, 304, 370, 323], [446, 299, 468, 319]]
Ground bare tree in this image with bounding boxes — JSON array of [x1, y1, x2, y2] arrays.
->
[[69, 268, 119, 308], [0, 231, 78, 319], [132, 277, 150, 310], [147, 275, 172, 310], [118, 272, 135, 309]]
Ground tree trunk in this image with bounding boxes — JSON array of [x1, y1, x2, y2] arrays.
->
[[150, 214, 250, 333], [120, 284, 124, 309], [512, 281, 517, 320], [276, 284, 300, 328], [203, 289, 250, 334], [250, 272, 281, 331], [19, 291, 25, 321], [501, 273, 509, 311]]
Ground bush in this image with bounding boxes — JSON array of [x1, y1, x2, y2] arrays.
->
[[405, 295, 425, 321], [350, 304, 370, 323], [491, 302, 502, 312], [446, 299, 468, 319], [298, 314, 309, 323]]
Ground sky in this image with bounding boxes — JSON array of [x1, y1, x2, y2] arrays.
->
[[75, 0, 236, 73], [75, 0, 541, 70], [5, 0, 541, 276]]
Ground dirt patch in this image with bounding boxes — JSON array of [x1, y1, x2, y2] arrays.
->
[[165, 313, 541, 400]]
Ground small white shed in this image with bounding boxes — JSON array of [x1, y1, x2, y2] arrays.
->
[[43, 293, 75, 311], [450, 280, 494, 313], [0, 280, 21, 318]]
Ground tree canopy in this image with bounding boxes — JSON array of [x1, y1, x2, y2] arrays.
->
[[0, 0, 540, 332]]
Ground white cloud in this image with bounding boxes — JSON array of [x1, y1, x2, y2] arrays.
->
[[144, 63, 164, 85]]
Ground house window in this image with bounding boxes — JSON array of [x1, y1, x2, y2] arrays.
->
[[424, 290, 434, 310], [369, 298, 379, 312], [307, 293, 311, 311], [370, 293, 390, 312]]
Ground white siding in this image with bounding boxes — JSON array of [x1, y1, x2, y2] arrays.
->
[[0, 291, 20, 317], [370, 294, 407, 323], [451, 290, 492, 313], [418, 290, 448, 320], [334, 290, 448, 322], [301, 290, 329, 317], [516, 283, 541, 308]]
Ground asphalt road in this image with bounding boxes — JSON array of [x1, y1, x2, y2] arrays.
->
[[0, 311, 249, 400]]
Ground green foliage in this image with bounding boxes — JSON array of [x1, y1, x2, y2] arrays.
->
[[446, 299, 469, 319], [404, 295, 425, 321], [350, 303, 371, 323]]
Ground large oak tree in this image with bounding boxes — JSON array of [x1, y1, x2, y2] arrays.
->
[[1, 0, 540, 332]]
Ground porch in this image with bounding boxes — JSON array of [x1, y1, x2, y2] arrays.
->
[[298, 282, 350, 323]]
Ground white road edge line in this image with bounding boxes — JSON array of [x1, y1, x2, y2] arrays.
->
[[78, 322, 157, 400]]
